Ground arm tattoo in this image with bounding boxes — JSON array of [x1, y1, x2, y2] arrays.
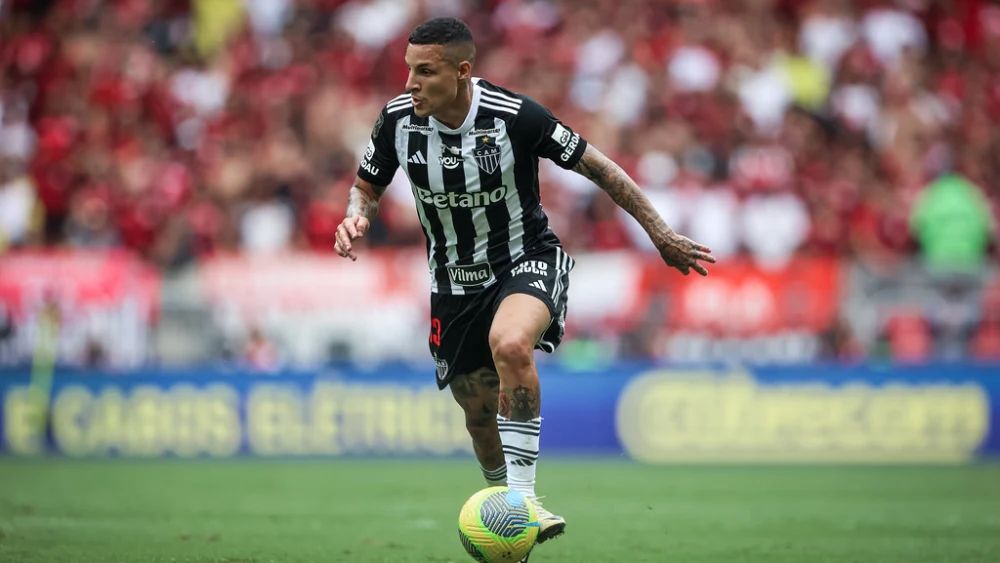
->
[[345, 185, 379, 220], [573, 147, 673, 244]]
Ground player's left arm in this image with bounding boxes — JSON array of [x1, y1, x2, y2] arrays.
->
[[335, 177, 385, 262], [337, 102, 399, 261], [572, 144, 715, 276]]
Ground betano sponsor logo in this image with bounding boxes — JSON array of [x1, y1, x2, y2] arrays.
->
[[616, 371, 989, 464], [415, 185, 508, 209]]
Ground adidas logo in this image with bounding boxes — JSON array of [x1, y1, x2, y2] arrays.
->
[[407, 151, 427, 165], [529, 280, 547, 292]]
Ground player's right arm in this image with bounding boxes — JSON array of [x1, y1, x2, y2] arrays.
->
[[573, 144, 715, 276], [336, 103, 400, 261], [511, 93, 714, 276], [334, 178, 386, 261]]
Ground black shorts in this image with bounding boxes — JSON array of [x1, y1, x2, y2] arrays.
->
[[428, 246, 575, 389]]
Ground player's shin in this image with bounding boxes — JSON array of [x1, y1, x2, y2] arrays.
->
[[498, 407, 566, 543], [496, 413, 541, 497], [466, 418, 506, 485]]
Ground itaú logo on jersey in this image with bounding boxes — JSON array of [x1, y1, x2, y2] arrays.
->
[[415, 185, 508, 209]]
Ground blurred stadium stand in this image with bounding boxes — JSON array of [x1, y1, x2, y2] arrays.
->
[[0, 0, 997, 370]]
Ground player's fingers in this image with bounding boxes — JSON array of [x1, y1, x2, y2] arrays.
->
[[335, 226, 352, 252], [355, 217, 370, 237], [692, 262, 709, 276], [677, 235, 712, 254], [344, 218, 360, 239], [334, 238, 348, 257], [335, 240, 357, 261], [698, 252, 717, 263]]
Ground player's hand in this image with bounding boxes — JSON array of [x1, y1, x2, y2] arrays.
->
[[655, 232, 715, 276], [334, 216, 370, 261]]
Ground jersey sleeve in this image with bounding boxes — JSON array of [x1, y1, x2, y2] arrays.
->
[[512, 96, 588, 169], [357, 106, 399, 186]]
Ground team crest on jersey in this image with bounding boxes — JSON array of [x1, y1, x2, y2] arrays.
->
[[473, 135, 501, 174], [434, 356, 449, 381], [439, 144, 463, 170]]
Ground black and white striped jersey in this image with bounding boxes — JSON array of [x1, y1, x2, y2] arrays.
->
[[357, 78, 588, 294]]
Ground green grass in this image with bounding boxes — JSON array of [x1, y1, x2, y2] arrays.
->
[[1, 459, 999, 562]]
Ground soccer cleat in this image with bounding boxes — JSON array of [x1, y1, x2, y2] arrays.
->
[[528, 496, 566, 544]]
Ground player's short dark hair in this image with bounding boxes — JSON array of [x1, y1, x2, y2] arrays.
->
[[408, 17, 474, 46], [408, 17, 476, 65]]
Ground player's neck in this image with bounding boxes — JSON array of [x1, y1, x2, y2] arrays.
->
[[433, 81, 473, 129]]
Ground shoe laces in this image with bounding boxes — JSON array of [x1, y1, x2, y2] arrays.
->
[[527, 495, 554, 519]]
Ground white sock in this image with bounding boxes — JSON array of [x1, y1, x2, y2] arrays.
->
[[497, 415, 540, 497], [481, 464, 507, 486]]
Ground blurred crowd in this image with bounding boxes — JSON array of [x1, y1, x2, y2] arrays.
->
[[1, 0, 999, 367], [1, 0, 997, 270]]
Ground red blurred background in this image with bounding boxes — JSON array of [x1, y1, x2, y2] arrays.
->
[[0, 0, 997, 370]]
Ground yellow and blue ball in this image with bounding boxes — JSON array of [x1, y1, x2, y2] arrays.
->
[[458, 486, 539, 562]]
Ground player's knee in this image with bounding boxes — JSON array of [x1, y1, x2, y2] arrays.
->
[[489, 332, 533, 371]]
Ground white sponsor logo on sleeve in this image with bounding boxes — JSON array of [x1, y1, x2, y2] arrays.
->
[[360, 140, 380, 176], [551, 123, 572, 146], [551, 123, 580, 161]]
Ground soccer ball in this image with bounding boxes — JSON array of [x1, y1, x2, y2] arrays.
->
[[457, 486, 539, 562]]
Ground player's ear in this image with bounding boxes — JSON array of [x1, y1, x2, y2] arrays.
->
[[457, 60, 472, 81]]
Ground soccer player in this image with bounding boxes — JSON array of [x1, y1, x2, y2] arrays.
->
[[335, 17, 714, 546]]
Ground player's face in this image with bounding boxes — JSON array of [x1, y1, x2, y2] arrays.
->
[[404, 43, 463, 118]]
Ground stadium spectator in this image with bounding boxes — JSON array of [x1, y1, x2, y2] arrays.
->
[[883, 309, 933, 363], [971, 282, 1000, 360], [2, 0, 996, 263], [243, 324, 280, 372], [910, 172, 995, 273], [1, 0, 998, 365]]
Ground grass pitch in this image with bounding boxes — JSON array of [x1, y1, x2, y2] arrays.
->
[[0, 459, 998, 562]]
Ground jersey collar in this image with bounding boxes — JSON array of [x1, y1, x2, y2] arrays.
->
[[429, 78, 482, 135]]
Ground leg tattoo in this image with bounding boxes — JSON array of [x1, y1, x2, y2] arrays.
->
[[500, 384, 540, 422], [450, 369, 504, 470]]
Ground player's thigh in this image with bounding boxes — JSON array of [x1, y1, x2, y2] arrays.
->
[[489, 246, 574, 350], [488, 293, 552, 352]]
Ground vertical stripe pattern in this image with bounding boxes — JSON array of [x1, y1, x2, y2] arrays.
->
[[391, 81, 562, 295], [425, 129, 466, 294], [400, 115, 451, 292], [460, 123, 493, 269], [535, 247, 574, 353]]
